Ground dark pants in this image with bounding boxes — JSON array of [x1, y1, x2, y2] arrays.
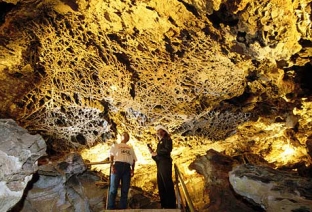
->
[[107, 162, 131, 209], [156, 158, 176, 209]]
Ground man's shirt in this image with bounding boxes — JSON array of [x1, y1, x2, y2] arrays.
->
[[110, 143, 137, 165]]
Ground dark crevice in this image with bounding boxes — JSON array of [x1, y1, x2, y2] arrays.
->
[[177, 0, 200, 18], [237, 31, 246, 43], [75, 133, 87, 145], [163, 35, 175, 61], [299, 39, 312, 47], [206, 4, 238, 28], [0, 2, 15, 25], [224, 91, 252, 107], [145, 6, 155, 11], [113, 52, 139, 98], [59, 0, 79, 11], [292, 63, 312, 97], [168, 16, 178, 27]]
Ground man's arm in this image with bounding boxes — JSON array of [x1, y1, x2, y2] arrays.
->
[[131, 160, 135, 177], [110, 155, 116, 174]]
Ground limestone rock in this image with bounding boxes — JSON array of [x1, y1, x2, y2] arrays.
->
[[189, 149, 263, 211], [0, 119, 46, 212], [11, 153, 105, 212], [229, 163, 312, 212]]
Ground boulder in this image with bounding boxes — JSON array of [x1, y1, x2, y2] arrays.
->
[[11, 153, 106, 212], [0, 119, 46, 211], [229, 164, 312, 212], [189, 149, 264, 211]]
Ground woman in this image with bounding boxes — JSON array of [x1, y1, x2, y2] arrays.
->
[[149, 125, 176, 209]]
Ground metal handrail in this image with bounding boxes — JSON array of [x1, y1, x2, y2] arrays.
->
[[85, 161, 111, 165], [174, 163, 197, 212]]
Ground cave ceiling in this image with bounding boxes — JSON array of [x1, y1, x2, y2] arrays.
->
[[0, 0, 312, 177]]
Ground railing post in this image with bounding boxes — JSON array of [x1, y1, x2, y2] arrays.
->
[[174, 163, 197, 212], [175, 165, 182, 210]]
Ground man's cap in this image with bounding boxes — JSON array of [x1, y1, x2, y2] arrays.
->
[[155, 125, 169, 133]]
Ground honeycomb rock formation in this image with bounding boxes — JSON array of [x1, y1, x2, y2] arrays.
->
[[0, 0, 251, 148], [0, 0, 310, 151]]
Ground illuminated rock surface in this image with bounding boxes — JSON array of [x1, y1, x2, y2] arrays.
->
[[0, 0, 312, 211], [189, 149, 269, 211]]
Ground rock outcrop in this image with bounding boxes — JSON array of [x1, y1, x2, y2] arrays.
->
[[9, 152, 162, 211], [0, 119, 46, 212], [229, 163, 312, 212], [10, 153, 106, 212], [189, 149, 265, 211]]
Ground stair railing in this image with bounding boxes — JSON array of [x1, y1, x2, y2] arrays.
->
[[174, 163, 197, 212]]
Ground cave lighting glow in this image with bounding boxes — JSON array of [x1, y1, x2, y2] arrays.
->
[[281, 144, 296, 158], [249, 116, 309, 166], [80, 134, 154, 175], [265, 139, 307, 166], [293, 100, 312, 126], [80, 143, 111, 174]]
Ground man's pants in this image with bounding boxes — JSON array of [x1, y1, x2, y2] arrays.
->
[[107, 162, 131, 209]]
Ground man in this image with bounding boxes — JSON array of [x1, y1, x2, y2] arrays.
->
[[107, 132, 137, 210], [149, 125, 176, 209]]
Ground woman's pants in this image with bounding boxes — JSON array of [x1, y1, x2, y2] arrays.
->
[[157, 158, 176, 209]]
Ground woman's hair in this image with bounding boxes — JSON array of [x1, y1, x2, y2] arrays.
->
[[160, 129, 170, 137], [122, 132, 129, 140]]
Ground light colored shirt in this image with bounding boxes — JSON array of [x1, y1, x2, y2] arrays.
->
[[109, 143, 137, 165]]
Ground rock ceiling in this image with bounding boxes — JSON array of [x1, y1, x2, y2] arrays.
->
[[0, 0, 312, 207]]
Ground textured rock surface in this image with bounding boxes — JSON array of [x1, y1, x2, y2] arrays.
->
[[0, 119, 46, 212], [10, 152, 162, 212], [0, 0, 311, 153], [189, 149, 265, 211], [10, 153, 105, 212], [229, 163, 312, 212]]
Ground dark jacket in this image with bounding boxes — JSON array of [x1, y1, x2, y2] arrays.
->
[[152, 135, 172, 162]]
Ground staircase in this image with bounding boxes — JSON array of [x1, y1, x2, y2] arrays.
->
[[98, 163, 195, 212]]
